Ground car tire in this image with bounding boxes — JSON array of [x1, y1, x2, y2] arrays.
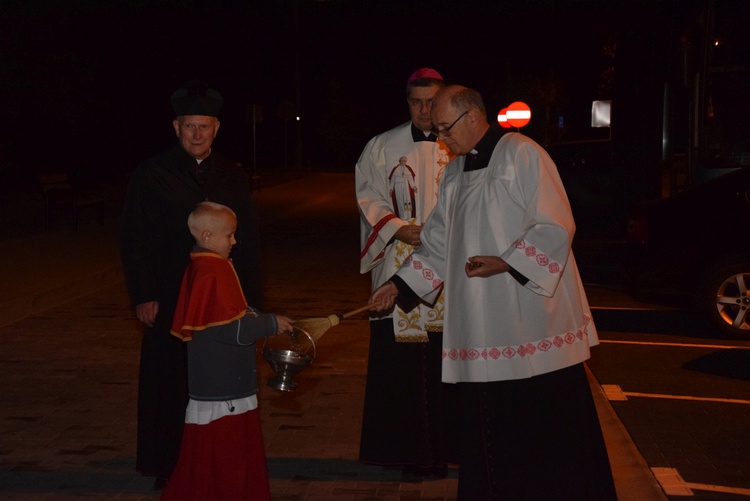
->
[[700, 260, 750, 339]]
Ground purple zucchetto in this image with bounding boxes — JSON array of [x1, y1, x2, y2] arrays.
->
[[406, 67, 443, 84]]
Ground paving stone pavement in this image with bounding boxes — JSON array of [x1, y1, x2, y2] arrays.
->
[[0, 173, 666, 500]]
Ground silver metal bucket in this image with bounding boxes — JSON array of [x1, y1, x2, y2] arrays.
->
[[262, 326, 315, 391]]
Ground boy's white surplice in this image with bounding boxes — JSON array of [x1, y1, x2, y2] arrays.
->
[[395, 132, 599, 383]]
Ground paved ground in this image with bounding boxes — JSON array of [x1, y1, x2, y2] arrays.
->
[[0, 172, 666, 500]]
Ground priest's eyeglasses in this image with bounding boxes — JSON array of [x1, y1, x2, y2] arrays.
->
[[432, 110, 468, 138]]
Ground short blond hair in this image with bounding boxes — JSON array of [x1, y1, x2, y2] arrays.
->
[[187, 201, 236, 242]]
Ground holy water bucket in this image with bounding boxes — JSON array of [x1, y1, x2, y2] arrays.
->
[[262, 326, 315, 391]]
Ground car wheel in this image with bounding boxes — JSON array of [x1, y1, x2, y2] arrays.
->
[[701, 261, 750, 339]]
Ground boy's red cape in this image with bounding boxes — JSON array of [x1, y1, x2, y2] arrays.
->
[[171, 251, 248, 341]]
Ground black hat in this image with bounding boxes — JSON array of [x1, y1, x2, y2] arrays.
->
[[170, 80, 223, 117]]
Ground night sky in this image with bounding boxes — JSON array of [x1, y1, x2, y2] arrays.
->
[[0, 0, 708, 189]]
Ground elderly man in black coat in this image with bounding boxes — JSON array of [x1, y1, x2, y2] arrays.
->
[[120, 80, 263, 488]]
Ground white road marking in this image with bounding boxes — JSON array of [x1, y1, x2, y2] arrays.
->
[[602, 385, 628, 401], [598, 339, 750, 402], [594, 321, 750, 496], [652, 467, 750, 496], [599, 339, 750, 350], [590, 306, 662, 311], [601, 385, 750, 405]]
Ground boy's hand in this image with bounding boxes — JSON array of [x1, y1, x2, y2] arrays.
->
[[275, 315, 295, 334]]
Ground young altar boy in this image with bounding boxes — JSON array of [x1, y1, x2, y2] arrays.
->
[[161, 201, 293, 501]]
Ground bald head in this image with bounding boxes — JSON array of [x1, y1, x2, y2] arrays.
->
[[188, 201, 236, 241], [431, 85, 490, 156]]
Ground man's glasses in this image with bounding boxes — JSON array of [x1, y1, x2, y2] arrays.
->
[[431, 111, 468, 138]]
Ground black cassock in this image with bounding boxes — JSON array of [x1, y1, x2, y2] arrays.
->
[[120, 144, 263, 478]]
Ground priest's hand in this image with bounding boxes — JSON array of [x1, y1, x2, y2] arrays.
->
[[369, 281, 398, 311], [135, 301, 159, 327], [394, 224, 422, 247], [465, 256, 510, 278]]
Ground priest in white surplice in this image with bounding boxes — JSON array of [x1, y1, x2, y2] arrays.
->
[[355, 68, 458, 477], [369, 85, 617, 500]]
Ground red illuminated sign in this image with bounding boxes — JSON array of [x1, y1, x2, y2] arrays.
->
[[497, 108, 511, 129], [506, 101, 531, 128]]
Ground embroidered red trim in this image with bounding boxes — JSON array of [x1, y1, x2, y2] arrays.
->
[[514, 238, 561, 274], [360, 213, 398, 260], [441, 315, 591, 361]]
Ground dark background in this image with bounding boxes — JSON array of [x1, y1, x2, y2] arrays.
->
[[6, 0, 746, 243], [1, 0, 671, 185]]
